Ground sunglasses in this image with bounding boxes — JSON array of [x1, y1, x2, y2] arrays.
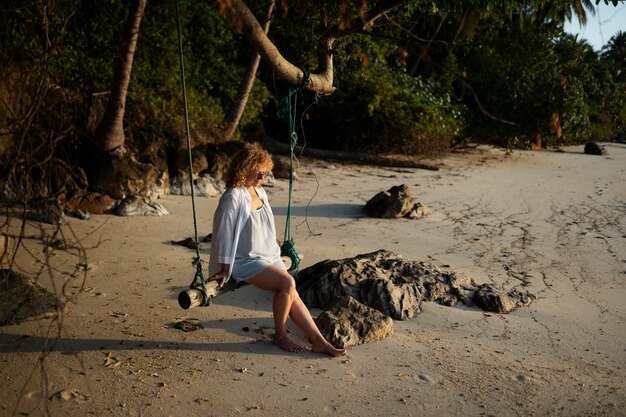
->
[[252, 170, 271, 179]]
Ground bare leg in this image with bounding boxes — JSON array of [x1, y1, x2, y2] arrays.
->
[[245, 265, 346, 357], [289, 294, 346, 357], [245, 266, 304, 353]]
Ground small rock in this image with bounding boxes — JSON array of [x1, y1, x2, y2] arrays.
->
[[50, 389, 88, 402], [584, 142, 604, 155], [171, 237, 198, 249], [472, 284, 534, 314], [174, 318, 204, 332], [417, 374, 431, 383], [364, 184, 430, 219]]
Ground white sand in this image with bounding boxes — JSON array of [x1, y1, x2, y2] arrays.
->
[[1, 144, 624, 416]]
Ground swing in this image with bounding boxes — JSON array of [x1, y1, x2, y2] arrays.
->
[[176, 2, 305, 309], [276, 71, 310, 276], [173, 0, 218, 310]]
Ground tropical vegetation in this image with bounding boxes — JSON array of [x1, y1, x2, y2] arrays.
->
[[1, 0, 625, 200]]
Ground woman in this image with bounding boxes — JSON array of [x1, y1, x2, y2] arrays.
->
[[208, 143, 345, 357]]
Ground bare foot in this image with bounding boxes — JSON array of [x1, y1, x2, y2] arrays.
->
[[311, 340, 347, 357], [273, 335, 306, 353]]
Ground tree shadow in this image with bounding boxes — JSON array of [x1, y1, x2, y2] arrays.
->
[[272, 203, 364, 219], [0, 325, 283, 356]]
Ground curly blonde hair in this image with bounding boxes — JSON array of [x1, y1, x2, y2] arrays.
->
[[225, 142, 274, 188]]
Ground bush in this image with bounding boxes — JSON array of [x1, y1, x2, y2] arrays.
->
[[297, 35, 464, 155], [453, 22, 599, 148]]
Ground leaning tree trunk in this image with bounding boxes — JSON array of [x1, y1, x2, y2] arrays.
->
[[95, 0, 147, 153], [223, 0, 406, 95], [222, 0, 275, 140]]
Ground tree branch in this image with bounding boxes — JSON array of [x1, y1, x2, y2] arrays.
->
[[332, 0, 408, 38], [223, 0, 408, 95], [226, 0, 336, 94]]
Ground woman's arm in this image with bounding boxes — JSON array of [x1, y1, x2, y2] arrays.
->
[[210, 263, 230, 287], [212, 193, 239, 265]]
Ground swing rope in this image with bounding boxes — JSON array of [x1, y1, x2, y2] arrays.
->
[[277, 70, 311, 276], [175, 0, 210, 306]]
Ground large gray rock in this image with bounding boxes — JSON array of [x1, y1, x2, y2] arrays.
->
[[93, 146, 169, 200], [297, 250, 477, 320], [364, 184, 430, 219], [113, 195, 169, 216], [169, 172, 225, 197], [315, 295, 394, 348], [297, 250, 534, 319], [62, 191, 118, 215]]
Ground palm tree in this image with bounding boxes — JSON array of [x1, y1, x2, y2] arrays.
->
[[534, 0, 596, 27], [601, 30, 626, 81], [95, 0, 147, 153], [222, 0, 275, 140]]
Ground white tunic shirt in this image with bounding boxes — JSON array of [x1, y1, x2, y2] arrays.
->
[[209, 186, 282, 283]]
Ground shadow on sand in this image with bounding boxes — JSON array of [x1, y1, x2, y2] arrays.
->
[[272, 203, 364, 219]]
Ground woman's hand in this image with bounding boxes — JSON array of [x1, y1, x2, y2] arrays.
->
[[209, 271, 228, 288]]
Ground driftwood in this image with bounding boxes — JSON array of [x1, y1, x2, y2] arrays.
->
[[178, 280, 229, 309], [261, 136, 440, 171], [177, 256, 296, 309], [178, 284, 218, 309]]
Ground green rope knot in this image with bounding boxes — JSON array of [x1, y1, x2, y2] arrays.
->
[[300, 69, 311, 88], [280, 238, 300, 277], [191, 256, 211, 306], [277, 68, 311, 130]]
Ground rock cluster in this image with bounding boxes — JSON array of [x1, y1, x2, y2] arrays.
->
[[112, 195, 169, 216], [169, 172, 225, 197], [298, 250, 476, 321], [297, 250, 534, 347]]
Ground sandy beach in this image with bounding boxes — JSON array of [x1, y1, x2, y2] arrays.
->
[[1, 143, 625, 417]]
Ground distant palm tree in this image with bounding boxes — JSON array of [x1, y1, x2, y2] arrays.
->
[[534, 0, 596, 27], [602, 31, 626, 60], [601, 30, 626, 81]]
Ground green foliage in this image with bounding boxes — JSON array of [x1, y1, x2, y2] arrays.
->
[[3, 0, 625, 165], [304, 35, 463, 155], [21, 0, 271, 144], [597, 32, 626, 141], [132, 1, 271, 140], [50, 1, 127, 92], [453, 18, 600, 147]]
